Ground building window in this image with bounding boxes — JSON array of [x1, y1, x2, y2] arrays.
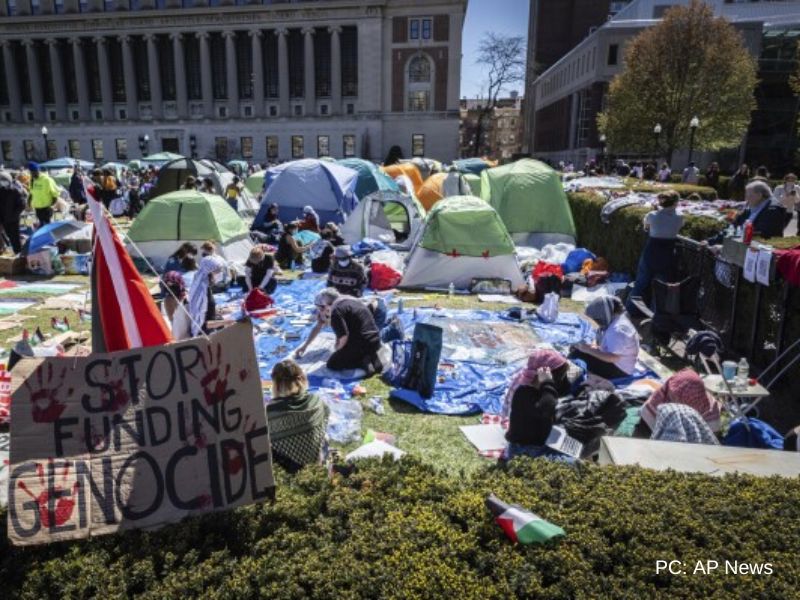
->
[[320, 104, 329, 115], [266, 135, 278, 161], [269, 105, 277, 117], [236, 31, 253, 100], [95, 109, 103, 120], [120, 108, 127, 120], [407, 54, 432, 112], [1, 141, 12, 162], [133, 36, 150, 102], [607, 44, 618, 66], [185, 35, 202, 100], [410, 19, 419, 40], [46, 140, 57, 160], [68, 139, 80, 158], [244, 106, 253, 117], [48, 110, 56, 121], [341, 26, 358, 96], [291, 135, 304, 158], [317, 135, 330, 157], [116, 138, 128, 160], [210, 33, 227, 99], [347, 103, 354, 115], [342, 134, 355, 158], [288, 29, 305, 98], [26, 111, 34, 122], [215, 136, 228, 161], [293, 105, 303, 116], [411, 134, 424, 157], [92, 139, 104, 161], [314, 27, 331, 98], [72, 110, 79, 120], [108, 38, 126, 102], [409, 18, 432, 41], [422, 18, 432, 40], [23, 140, 34, 160], [264, 32, 279, 99], [241, 136, 253, 159], [219, 106, 228, 118]]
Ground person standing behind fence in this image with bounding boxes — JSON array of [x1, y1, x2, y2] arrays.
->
[[627, 190, 684, 315], [772, 173, 798, 231], [0, 171, 26, 254]]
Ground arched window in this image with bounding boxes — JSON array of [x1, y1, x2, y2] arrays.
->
[[406, 54, 433, 112]]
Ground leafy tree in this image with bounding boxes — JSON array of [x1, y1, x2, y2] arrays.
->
[[598, 0, 757, 164], [472, 33, 526, 157]]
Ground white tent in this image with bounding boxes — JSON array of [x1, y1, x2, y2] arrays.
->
[[340, 190, 425, 251]]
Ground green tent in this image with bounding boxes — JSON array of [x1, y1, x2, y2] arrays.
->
[[126, 190, 252, 270], [52, 172, 72, 187], [141, 152, 185, 167], [338, 158, 399, 200], [464, 173, 482, 198], [401, 195, 524, 290], [245, 170, 265, 195], [480, 159, 576, 246]]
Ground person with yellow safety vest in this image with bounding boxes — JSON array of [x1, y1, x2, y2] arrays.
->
[[28, 162, 60, 226]]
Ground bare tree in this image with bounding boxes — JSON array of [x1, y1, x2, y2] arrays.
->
[[472, 33, 526, 157]]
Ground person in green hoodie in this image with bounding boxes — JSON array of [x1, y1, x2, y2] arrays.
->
[[266, 359, 329, 472], [28, 161, 60, 226]]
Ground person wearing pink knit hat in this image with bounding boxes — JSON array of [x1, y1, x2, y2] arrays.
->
[[501, 350, 569, 419], [640, 369, 722, 433]]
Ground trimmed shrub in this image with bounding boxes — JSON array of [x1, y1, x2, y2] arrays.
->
[[2, 458, 798, 599], [567, 192, 725, 274]]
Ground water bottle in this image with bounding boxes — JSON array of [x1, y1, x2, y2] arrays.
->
[[726, 223, 735, 238], [448, 282, 455, 296], [736, 357, 749, 390], [368, 396, 385, 415], [397, 298, 404, 314]]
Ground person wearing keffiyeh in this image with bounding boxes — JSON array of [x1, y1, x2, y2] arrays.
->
[[187, 256, 224, 336], [651, 404, 719, 445], [641, 369, 722, 433]]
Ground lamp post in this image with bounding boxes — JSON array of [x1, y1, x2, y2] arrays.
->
[[139, 134, 150, 157], [687, 116, 699, 165], [189, 135, 197, 159], [41, 125, 49, 160], [599, 134, 607, 174], [653, 123, 662, 163]]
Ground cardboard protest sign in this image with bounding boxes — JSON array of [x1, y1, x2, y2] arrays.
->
[[7, 321, 274, 546]]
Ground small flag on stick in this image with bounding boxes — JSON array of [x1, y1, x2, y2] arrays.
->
[[486, 494, 565, 545]]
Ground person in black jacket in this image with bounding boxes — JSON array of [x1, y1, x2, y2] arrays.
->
[[709, 180, 786, 245], [68, 167, 87, 205], [0, 171, 26, 254]]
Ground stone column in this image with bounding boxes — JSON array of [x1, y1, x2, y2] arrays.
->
[[223, 30, 238, 118], [70, 38, 90, 121], [1, 42, 22, 121], [119, 35, 138, 120], [276, 28, 289, 116], [46, 39, 67, 121], [171, 32, 188, 118], [23, 40, 45, 122], [302, 27, 315, 116], [250, 29, 264, 118], [197, 32, 213, 118], [145, 33, 162, 119], [94, 36, 114, 120], [328, 25, 342, 115]]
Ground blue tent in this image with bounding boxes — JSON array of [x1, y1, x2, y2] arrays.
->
[[24, 220, 89, 255], [254, 159, 358, 227], [337, 158, 399, 200], [39, 157, 95, 170], [453, 158, 491, 176]]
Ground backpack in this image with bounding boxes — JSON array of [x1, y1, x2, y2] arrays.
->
[[385, 323, 442, 399]]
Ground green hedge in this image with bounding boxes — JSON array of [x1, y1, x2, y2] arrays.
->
[[2, 458, 798, 599], [567, 192, 725, 274]]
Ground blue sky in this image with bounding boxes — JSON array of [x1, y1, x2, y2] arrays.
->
[[460, 0, 530, 99]]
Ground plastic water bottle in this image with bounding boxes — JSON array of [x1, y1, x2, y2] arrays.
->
[[397, 298, 404, 314], [736, 357, 749, 390], [448, 282, 455, 296]]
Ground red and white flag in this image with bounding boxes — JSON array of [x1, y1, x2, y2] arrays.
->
[[86, 181, 172, 352]]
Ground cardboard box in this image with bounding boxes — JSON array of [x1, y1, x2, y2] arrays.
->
[[0, 256, 27, 276]]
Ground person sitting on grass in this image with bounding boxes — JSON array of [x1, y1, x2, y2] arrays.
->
[[244, 245, 280, 295], [310, 230, 336, 274], [571, 296, 640, 380], [295, 287, 383, 376], [275, 221, 310, 269], [267, 359, 329, 473], [252, 202, 283, 244], [327, 246, 367, 297], [503, 368, 576, 464], [501, 350, 571, 419], [299, 205, 320, 233]]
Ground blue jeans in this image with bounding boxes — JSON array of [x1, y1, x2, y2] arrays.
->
[[626, 237, 676, 314]]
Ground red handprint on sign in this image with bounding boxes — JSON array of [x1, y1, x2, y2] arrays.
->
[[17, 460, 79, 529], [24, 363, 70, 423], [96, 364, 130, 413], [196, 343, 236, 407]]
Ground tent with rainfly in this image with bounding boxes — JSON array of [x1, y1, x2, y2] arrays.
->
[[417, 171, 473, 211], [253, 159, 358, 227], [382, 162, 424, 196], [338, 158, 399, 200], [481, 159, 576, 247], [245, 170, 266, 195], [400, 195, 525, 290], [340, 190, 426, 251], [126, 190, 253, 270]]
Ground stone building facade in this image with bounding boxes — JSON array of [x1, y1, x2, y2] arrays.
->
[[0, 0, 466, 165]]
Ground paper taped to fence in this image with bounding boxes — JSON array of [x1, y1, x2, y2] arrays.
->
[[7, 321, 274, 546]]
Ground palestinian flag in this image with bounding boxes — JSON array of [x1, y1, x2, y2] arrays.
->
[[486, 494, 565, 545]]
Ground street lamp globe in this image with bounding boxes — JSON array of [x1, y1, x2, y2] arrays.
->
[[599, 134, 606, 143], [690, 116, 700, 129], [143, 134, 150, 142], [653, 123, 662, 135], [41, 126, 48, 136]]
